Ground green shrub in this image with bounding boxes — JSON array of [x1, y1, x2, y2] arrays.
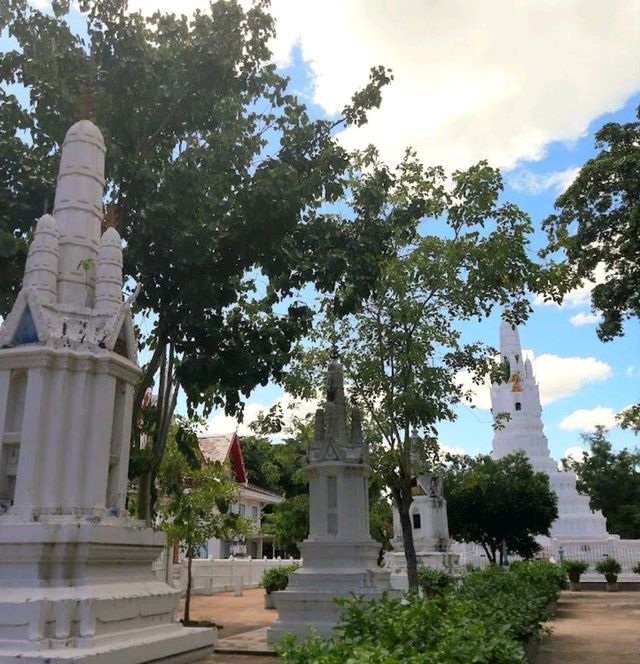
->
[[278, 594, 526, 664], [562, 559, 589, 582], [459, 561, 561, 643], [633, 562, 640, 575], [595, 557, 622, 577], [417, 566, 454, 596], [278, 561, 564, 664], [261, 564, 298, 593]]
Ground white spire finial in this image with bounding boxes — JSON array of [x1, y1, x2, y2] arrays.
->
[[53, 119, 106, 309], [499, 319, 522, 358]]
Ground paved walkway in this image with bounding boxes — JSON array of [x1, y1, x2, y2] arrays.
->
[[537, 590, 640, 663]]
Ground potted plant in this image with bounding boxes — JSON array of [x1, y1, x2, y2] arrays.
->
[[261, 564, 298, 609], [595, 557, 622, 591], [633, 563, 640, 575], [417, 566, 453, 598], [563, 560, 589, 591]]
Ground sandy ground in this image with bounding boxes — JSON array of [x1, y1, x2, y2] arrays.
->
[[180, 588, 277, 639], [186, 587, 640, 663], [537, 590, 640, 663]]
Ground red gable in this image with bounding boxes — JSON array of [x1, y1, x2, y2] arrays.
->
[[198, 432, 247, 484]]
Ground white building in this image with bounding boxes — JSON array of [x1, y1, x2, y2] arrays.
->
[[197, 433, 282, 559]]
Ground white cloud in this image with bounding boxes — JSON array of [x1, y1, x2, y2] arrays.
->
[[569, 312, 601, 327], [563, 445, 589, 462], [534, 262, 608, 309], [203, 393, 318, 437], [508, 167, 580, 195], [124, 0, 639, 171], [559, 406, 618, 432], [459, 348, 612, 410], [626, 365, 637, 378], [440, 443, 466, 457]]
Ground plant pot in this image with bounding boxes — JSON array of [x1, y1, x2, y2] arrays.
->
[[569, 581, 581, 591], [264, 592, 276, 609], [568, 571, 581, 584]]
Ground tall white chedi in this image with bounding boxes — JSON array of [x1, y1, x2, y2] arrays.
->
[[0, 120, 215, 662], [491, 321, 613, 543], [267, 359, 393, 644]]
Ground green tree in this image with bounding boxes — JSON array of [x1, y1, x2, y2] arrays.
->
[[284, 149, 562, 589], [443, 452, 558, 565], [562, 426, 640, 539], [157, 427, 249, 622], [542, 106, 640, 342], [0, 0, 392, 520]]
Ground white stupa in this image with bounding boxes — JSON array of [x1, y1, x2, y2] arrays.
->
[[267, 359, 393, 644], [491, 321, 615, 544], [0, 119, 215, 662]]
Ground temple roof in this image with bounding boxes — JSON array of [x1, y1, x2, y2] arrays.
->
[[198, 432, 247, 483]]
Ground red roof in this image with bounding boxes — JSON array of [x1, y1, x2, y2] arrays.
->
[[198, 432, 247, 483]]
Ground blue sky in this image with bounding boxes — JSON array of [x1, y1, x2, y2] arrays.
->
[[3, 1, 640, 462]]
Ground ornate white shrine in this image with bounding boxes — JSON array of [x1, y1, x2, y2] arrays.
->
[[385, 466, 458, 589], [491, 321, 614, 544], [267, 359, 393, 643], [0, 120, 215, 662]]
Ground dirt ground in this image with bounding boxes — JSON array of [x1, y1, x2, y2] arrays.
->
[[180, 588, 277, 639], [537, 590, 640, 663]]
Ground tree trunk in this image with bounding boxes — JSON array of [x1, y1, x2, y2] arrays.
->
[[184, 554, 193, 623], [481, 541, 496, 565], [137, 471, 152, 524], [396, 487, 419, 592]]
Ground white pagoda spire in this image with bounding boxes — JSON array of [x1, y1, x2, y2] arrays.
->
[[491, 320, 612, 544], [53, 120, 106, 309]]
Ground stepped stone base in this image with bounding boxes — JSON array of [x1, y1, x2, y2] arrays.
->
[[267, 540, 395, 644], [385, 549, 460, 590], [0, 513, 216, 663]]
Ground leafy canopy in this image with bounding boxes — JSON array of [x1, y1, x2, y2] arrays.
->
[[542, 106, 640, 342], [281, 147, 564, 588], [443, 452, 558, 564], [0, 0, 392, 416]]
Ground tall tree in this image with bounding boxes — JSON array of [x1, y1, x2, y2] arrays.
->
[[283, 149, 563, 589], [443, 453, 558, 565], [156, 424, 249, 623], [562, 426, 640, 539], [542, 106, 640, 342], [0, 0, 392, 519]]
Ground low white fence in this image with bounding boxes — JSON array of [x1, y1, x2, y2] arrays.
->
[[552, 539, 640, 574], [451, 539, 640, 577], [172, 557, 300, 595]]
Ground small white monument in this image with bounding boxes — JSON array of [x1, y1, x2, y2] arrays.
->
[[267, 359, 393, 644], [491, 321, 614, 544], [385, 436, 458, 588], [0, 119, 215, 662]]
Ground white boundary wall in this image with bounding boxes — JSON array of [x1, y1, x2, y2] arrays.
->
[[169, 557, 301, 595]]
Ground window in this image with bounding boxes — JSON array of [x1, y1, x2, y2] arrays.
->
[[238, 503, 246, 516], [412, 513, 421, 529], [515, 402, 522, 411], [251, 506, 258, 521]]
